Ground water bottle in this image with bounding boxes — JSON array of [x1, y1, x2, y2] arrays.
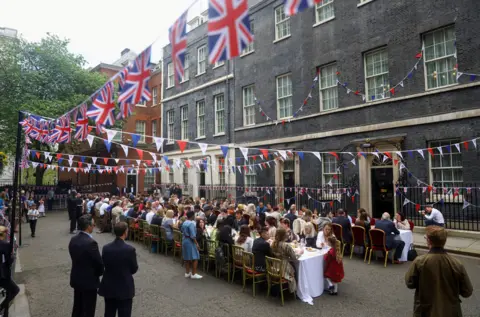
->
[[300, 238, 305, 249]]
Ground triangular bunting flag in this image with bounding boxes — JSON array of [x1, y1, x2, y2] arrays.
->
[[437, 147, 443, 156], [198, 143, 208, 155], [395, 151, 403, 159], [92, 157, 97, 164], [403, 198, 410, 206], [136, 149, 144, 160], [86, 135, 94, 148], [313, 152, 322, 162], [463, 200, 471, 209], [104, 140, 112, 152], [177, 140, 187, 153], [278, 150, 287, 160], [220, 145, 229, 158], [350, 158, 356, 166], [472, 139, 477, 149], [298, 152, 304, 160], [154, 137, 165, 152], [240, 147, 249, 160], [106, 129, 117, 143], [454, 143, 461, 153], [103, 158, 109, 165], [260, 149, 269, 160], [131, 134, 141, 147], [417, 149, 425, 159], [427, 148, 434, 157]]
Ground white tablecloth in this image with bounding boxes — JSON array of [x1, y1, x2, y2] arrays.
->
[[398, 229, 413, 262], [295, 249, 328, 305]]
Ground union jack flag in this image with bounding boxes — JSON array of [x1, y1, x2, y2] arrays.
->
[[75, 104, 90, 141], [283, 0, 322, 16], [117, 103, 134, 120], [24, 117, 37, 136], [37, 120, 50, 143], [169, 11, 188, 85], [117, 47, 152, 116], [87, 82, 116, 128], [50, 116, 71, 144], [207, 0, 253, 64]]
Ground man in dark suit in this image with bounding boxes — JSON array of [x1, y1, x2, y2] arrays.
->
[[67, 191, 78, 234], [375, 212, 405, 263], [332, 209, 352, 244], [284, 208, 297, 230], [69, 214, 104, 317], [252, 227, 272, 272], [99, 222, 138, 317]]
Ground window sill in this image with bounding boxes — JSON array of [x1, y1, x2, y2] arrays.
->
[[425, 83, 458, 92], [166, 142, 174, 145], [166, 86, 174, 90], [136, 104, 147, 108], [366, 96, 390, 103], [273, 35, 291, 44], [213, 132, 225, 137], [321, 107, 339, 112], [195, 136, 206, 141], [240, 50, 255, 58], [243, 123, 255, 127], [180, 79, 189, 84], [357, 0, 375, 8], [195, 72, 206, 78], [313, 16, 335, 28], [213, 64, 224, 69]]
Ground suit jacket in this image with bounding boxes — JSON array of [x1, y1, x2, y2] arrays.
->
[[69, 232, 104, 290], [285, 213, 297, 229], [252, 237, 272, 271], [332, 216, 352, 243], [0, 240, 12, 280], [374, 219, 399, 249], [98, 238, 138, 300]]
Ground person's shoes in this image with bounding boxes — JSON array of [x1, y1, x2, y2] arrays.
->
[[327, 285, 334, 295], [190, 274, 203, 279], [393, 260, 403, 264], [332, 292, 338, 295], [32, 234, 35, 238], [185, 273, 191, 278], [69, 231, 75, 234]]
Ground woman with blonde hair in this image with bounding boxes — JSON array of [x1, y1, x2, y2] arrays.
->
[[316, 223, 335, 249], [301, 222, 317, 248], [0, 226, 19, 309], [161, 210, 175, 241], [271, 227, 302, 293], [323, 236, 344, 295], [245, 203, 256, 218]]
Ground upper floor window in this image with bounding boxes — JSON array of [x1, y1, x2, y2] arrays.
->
[[197, 100, 205, 138], [319, 63, 338, 111], [218, 157, 226, 185], [245, 157, 257, 186], [365, 48, 389, 101], [275, 6, 291, 41], [152, 87, 158, 105], [276, 73, 293, 119], [215, 94, 225, 134], [135, 120, 146, 143], [429, 139, 462, 188], [424, 26, 456, 90], [242, 21, 254, 55], [197, 46, 207, 75], [182, 54, 190, 82], [315, 0, 334, 24], [151, 120, 157, 137], [167, 63, 174, 88], [181, 106, 188, 140], [243, 85, 255, 126], [214, 60, 225, 68], [167, 110, 174, 143], [323, 154, 340, 186]]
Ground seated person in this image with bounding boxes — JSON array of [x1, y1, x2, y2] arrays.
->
[[235, 225, 254, 252], [300, 222, 317, 248], [252, 227, 272, 272], [374, 212, 405, 264], [394, 211, 411, 230]]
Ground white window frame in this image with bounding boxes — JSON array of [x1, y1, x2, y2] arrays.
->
[[182, 54, 190, 82], [319, 63, 338, 111], [243, 85, 255, 126], [151, 120, 157, 137], [214, 94, 225, 135], [181, 106, 188, 140], [112, 129, 122, 142], [197, 46, 207, 75], [152, 87, 158, 105], [183, 165, 189, 190], [322, 154, 341, 186], [429, 139, 463, 188], [276, 73, 293, 119], [169, 166, 174, 184], [244, 157, 257, 186], [423, 26, 457, 91], [217, 156, 226, 185], [167, 63, 174, 88], [364, 48, 389, 102], [214, 60, 225, 68], [196, 100, 205, 138], [241, 21, 254, 55], [274, 5, 291, 41], [135, 120, 146, 144], [315, 0, 335, 25], [144, 171, 155, 190], [167, 110, 174, 144]]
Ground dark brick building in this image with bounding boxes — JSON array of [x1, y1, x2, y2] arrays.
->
[[162, 0, 480, 228]]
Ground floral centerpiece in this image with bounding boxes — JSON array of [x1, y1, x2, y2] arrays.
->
[[0, 152, 8, 175]]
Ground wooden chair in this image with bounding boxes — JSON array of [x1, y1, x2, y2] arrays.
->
[[198, 238, 207, 272], [206, 239, 218, 276], [149, 224, 160, 254], [143, 222, 151, 249], [231, 245, 244, 283], [351, 226, 369, 261], [159, 227, 172, 256], [242, 251, 266, 297], [368, 228, 395, 267], [217, 244, 231, 282], [134, 220, 145, 243], [265, 256, 292, 306], [331, 223, 348, 257], [127, 217, 135, 241], [172, 229, 183, 263]]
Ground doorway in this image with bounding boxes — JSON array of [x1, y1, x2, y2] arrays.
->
[[198, 164, 206, 198], [127, 172, 137, 195], [371, 167, 394, 219], [283, 158, 295, 209]]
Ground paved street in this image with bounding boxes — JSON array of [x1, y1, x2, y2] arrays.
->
[[15, 212, 480, 317]]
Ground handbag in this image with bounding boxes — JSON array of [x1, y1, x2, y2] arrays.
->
[[407, 243, 418, 261]]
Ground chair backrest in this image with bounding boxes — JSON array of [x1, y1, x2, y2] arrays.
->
[[369, 228, 387, 251], [143, 223, 150, 234], [223, 243, 231, 261], [242, 251, 255, 271], [232, 245, 244, 265], [138, 220, 145, 230], [351, 226, 366, 246], [150, 224, 159, 236], [351, 216, 357, 225], [206, 239, 218, 256], [408, 220, 415, 231], [159, 226, 167, 240], [265, 256, 284, 280], [332, 223, 344, 243], [370, 218, 376, 226], [173, 229, 182, 243]]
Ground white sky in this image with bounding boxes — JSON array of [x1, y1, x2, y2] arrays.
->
[[1, 0, 208, 67]]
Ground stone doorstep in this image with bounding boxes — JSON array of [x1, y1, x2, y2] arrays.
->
[[413, 231, 480, 258]]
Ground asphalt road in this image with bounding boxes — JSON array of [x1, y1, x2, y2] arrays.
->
[[15, 212, 480, 317]]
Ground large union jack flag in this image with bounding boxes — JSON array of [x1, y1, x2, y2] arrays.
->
[[207, 0, 253, 64], [87, 82, 116, 128], [75, 104, 90, 141], [37, 120, 50, 143], [169, 11, 188, 85], [23, 117, 37, 136], [283, 0, 322, 16], [50, 116, 71, 144], [117, 47, 152, 113]]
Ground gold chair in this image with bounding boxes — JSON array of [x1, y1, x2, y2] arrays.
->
[[149, 224, 160, 254], [218, 244, 231, 282], [172, 229, 183, 263], [198, 238, 207, 272], [143, 222, 151, 249], [265, 256, 292, 306], [242, 251, 266, 297], [206, 239, 218, 277], [351, 226, 369, 262], [127, 217, 135, 241], [159, 227, 172, 256], [331, 223, 348, 257], [231, 245, 244, 283], [135, 220, 145, 243], [368, 228, 395, 268]]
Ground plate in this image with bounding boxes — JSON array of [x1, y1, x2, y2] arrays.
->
[[306, 247, 316, 252]]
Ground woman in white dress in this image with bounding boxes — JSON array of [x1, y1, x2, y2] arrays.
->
[[316, 223, 335, 249], [235, 225, 254, 252]]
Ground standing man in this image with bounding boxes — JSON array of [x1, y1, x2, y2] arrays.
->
[[422, 205, 445, 227], [47, 187, 55, 211], [68, 190, 78, 234], [99, 222, 138, 317], [69, 215, 104, 317], [405, 226, 472, 316]]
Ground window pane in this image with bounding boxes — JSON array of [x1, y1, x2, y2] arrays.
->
[[424, 26, 457, 89]]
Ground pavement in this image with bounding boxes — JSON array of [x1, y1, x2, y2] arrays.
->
[[11, 212, 480, 317], [413, 231, 480, 257]]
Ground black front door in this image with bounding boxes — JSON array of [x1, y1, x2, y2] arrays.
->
[[283, 172, 295, 209], [199, 165, 206, 198], [127, 174, 136, 195], [371, 168, 394, 219]]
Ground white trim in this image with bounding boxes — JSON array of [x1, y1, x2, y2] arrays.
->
[[364, 47, 389, 102], [314, 0, 335, 25], [357, 0, 375, 8], [162, 74, 234, 102], [240, 50, 255, 58], [276, 73, 293, 119], [313, 17, 335, 28], [195, 137, 206, 141], [319, 63, 338, 112], [213, 132, 226, 137], [136, 103, 147, 108], [166, 62, 174, 89], [196, 99, 206, 138], [214, 94, 225, 135], [242, 85, 255, 126], [273, 35, 291, 44], [237, 108, 480, 147], [274, 5, 291, 41], [197, 45, 207, 75]]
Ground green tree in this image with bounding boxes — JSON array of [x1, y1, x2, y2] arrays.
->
[[0, 34, 107, 184]]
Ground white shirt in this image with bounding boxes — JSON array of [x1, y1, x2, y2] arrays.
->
[[235, 236, 253, 253], [27, 209, 39, 220], [265, 211, 281, 222], [316, 231, 334, 249], [99, 203, 109, 216], [424, 208, 445, 224], [146, 211, 155, 224]]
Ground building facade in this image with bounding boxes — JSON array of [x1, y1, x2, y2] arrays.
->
[[162, 0, 480, 229]]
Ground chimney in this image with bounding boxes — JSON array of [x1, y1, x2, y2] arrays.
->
[[121, 48, 130, 56]]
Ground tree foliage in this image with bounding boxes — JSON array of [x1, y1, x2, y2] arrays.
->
[[0, 34, 107, 155]]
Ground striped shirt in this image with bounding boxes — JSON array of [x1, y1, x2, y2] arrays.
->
[[27, 209, 39, 221]]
